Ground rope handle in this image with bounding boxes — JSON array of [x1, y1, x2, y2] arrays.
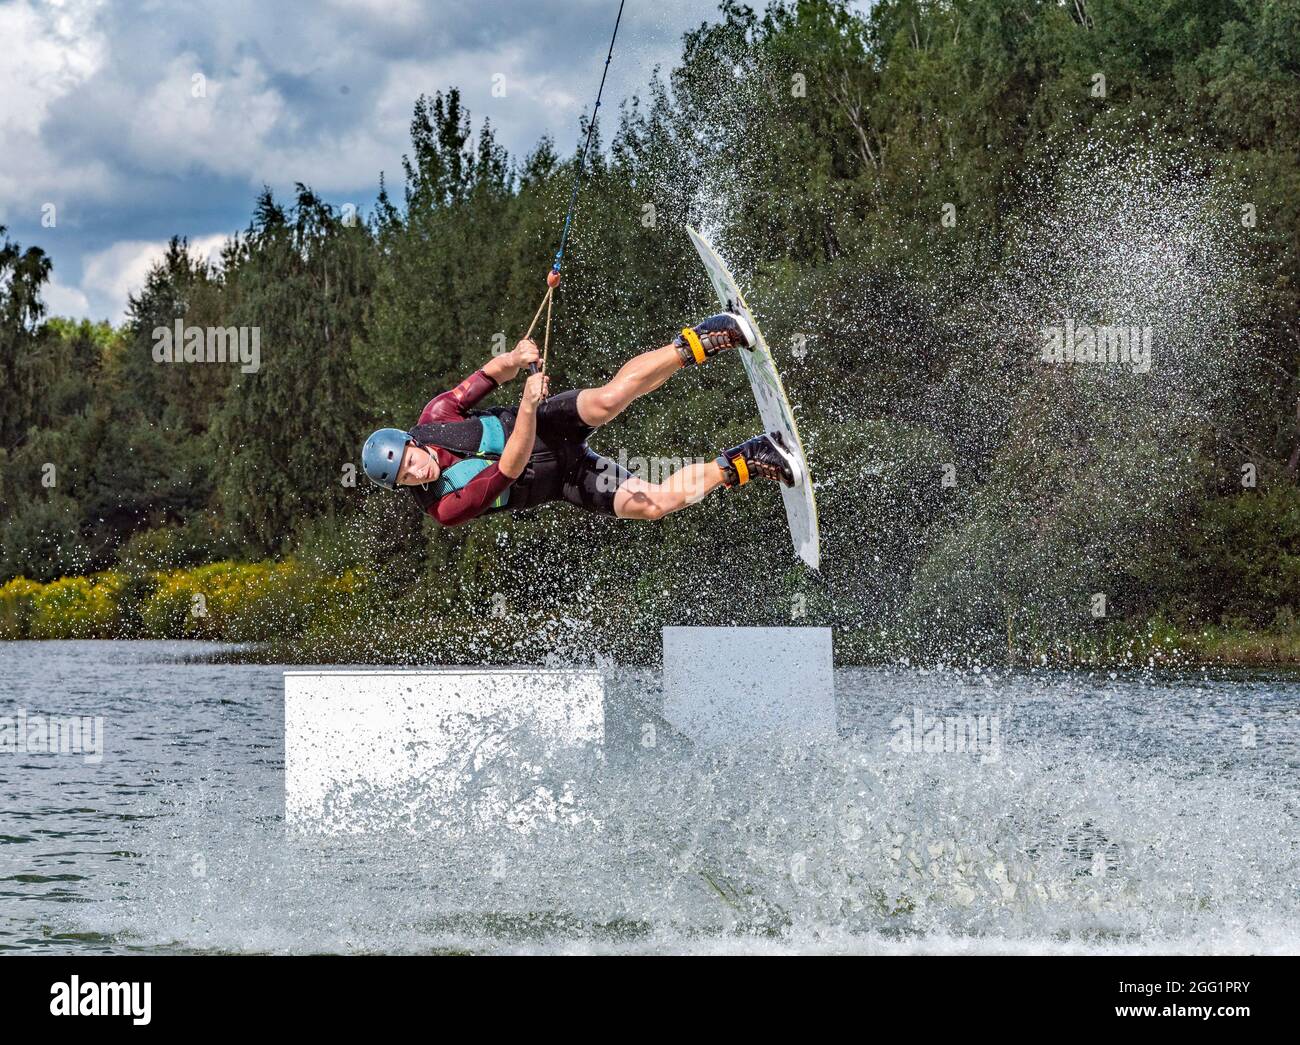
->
[[522, 286, 554, 378]]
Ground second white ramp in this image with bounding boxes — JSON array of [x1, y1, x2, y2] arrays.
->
[[661, 627, 835, 745]]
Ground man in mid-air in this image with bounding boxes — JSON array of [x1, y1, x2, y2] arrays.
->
[[361, 314, 800, 526]]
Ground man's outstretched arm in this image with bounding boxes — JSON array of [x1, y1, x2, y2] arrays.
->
[[418, 340, 542, 424]]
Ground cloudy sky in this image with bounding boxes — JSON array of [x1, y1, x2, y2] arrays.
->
[[0, 0, 724, 323]]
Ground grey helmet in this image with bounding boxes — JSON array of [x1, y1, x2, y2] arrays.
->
[[361, 428, 414, 490]]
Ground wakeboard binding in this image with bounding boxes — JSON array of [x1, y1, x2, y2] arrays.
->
[[717, 431, 802, 488], [674, 312, 757, 367]]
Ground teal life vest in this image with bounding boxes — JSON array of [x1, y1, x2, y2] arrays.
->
[[421, 413, 512, 512]]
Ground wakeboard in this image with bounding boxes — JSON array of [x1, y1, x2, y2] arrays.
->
[[686, 226, 821, 571]]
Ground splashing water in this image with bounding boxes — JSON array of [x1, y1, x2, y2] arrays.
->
[[4, 642, 1295, 954]]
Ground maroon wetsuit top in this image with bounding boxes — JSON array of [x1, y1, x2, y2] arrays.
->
[[414, 369, 516, 527]]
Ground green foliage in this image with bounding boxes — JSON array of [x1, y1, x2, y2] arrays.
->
[[0, 577, 41, 639], [114, 514, 240, 573], [1, 0, 1299, 662], [1173, 484, 1300, 627], [0, 492, 91, 583], [0, 226, 53, 452], [210, 188, 376, 554]]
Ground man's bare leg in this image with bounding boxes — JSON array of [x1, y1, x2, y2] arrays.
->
[[576, 344, 681, 427], [574, 315, 753, 427], [613, 461, 727, 520]]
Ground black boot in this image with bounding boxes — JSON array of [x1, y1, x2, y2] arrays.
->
[[674, 312, 756, 367], [716, 431, 801, 488]]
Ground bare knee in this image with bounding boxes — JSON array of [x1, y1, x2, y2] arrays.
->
[[614, 480, 669, 520], [623, 497, 669, 522], [578, 386, 621, 426], [638, 498, 670, 521]]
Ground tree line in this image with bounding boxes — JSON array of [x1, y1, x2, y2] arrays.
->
[[1, 0, 1297, 661]]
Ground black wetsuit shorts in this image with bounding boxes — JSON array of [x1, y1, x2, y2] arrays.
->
[[506, 389, 633, 516]]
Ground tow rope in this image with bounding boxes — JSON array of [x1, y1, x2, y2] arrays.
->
[[524, 0, 627, 378]]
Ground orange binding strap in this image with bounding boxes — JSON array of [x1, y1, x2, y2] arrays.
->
[[681, 327, 706, 365], [732, 454, 750, 485]]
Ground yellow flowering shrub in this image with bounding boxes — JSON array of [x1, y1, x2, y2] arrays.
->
[[0, 561, 369, 642], [0, 577, 43, 639], [138, 560, 367, 641], [29, 574, 124, 639]]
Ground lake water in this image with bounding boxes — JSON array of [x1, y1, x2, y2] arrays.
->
[[2, 640, 1296, 954]]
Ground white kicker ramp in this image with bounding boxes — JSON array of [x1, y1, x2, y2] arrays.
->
[[285, 669, 605, 833], [662, 627, 836, 746]]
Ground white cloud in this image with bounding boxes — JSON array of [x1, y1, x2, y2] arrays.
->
[[0, 0, 109, 205], [128, 54, 291, 179], [0, 0, 707, 320], [76, 232, 230, 324], [3, 0, 690, 203], [41, 276, 90, 318]]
